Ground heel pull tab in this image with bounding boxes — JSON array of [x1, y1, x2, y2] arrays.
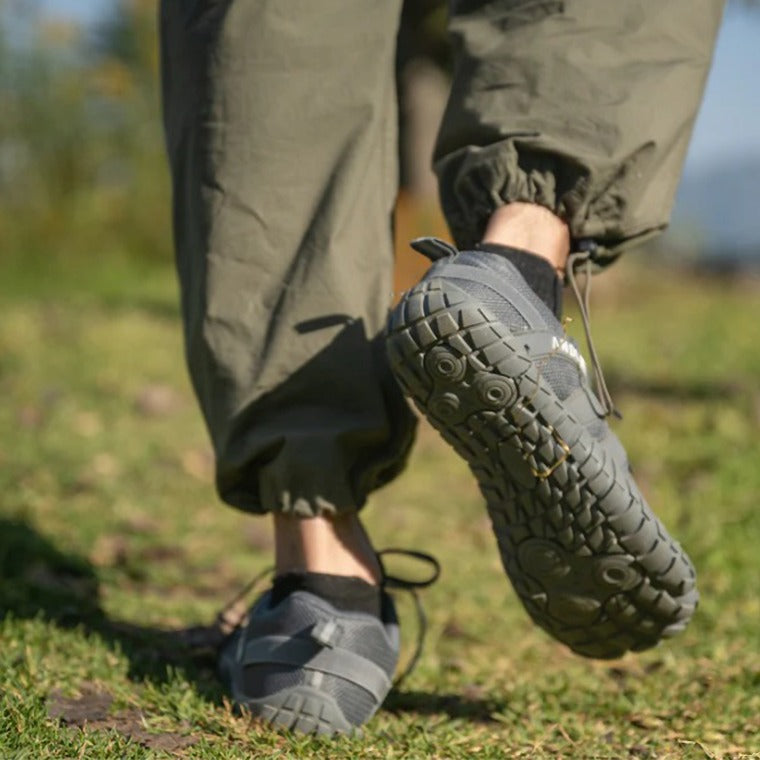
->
[[410, 237, 458, 262]]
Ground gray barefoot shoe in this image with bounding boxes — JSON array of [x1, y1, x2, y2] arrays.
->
[[386, 237, 698, 659], [218, 590, 399, 735]]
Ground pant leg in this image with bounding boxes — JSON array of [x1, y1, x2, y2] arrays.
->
[[435, 0, 726, 263], [159, 0, 414, 517]]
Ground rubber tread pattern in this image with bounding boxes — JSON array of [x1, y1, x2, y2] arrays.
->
[[387, 278, 698, 659]]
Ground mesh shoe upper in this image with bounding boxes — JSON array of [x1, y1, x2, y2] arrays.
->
[[422, 246, 627, 459], [431, 252, 587, 391], [222, 588, 399, 728]]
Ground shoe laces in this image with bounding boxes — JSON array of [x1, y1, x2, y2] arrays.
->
[[566, 250, 621, 419], [212, 548, 441, 688], [377, 548, 440, 687]]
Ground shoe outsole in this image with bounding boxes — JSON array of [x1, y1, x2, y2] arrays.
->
[[243, 686, 354, 736], [218, 638, 357, 736], [387, 278, 698, 659]]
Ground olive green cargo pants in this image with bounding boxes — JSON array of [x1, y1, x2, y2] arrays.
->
[[160, 0, 724, 516]]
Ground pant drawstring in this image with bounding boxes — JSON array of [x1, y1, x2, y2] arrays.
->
[[566, 251, 621, 420]]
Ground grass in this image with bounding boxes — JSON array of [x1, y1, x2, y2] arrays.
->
[[1, 250, 759, 759]]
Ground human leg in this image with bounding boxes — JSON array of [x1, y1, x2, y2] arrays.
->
[[160, 0, 413, 523], [388, 0, 724, 657], [160, 0, 409, 732], [483, 202, 570, 272], [273, 513, 382, 585], [437, 0, 725, 263]]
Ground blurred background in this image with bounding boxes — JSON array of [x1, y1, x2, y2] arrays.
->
[[2, 0, 759, 293], [1, 4, 759, 756]]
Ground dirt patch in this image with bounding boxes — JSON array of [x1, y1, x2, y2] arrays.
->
[[47, 683, 199, 753], [48, 685, 113, 725]]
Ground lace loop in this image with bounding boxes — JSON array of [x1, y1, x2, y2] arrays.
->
[[377, 548, 441, 590], [566, 251, 621, 420], [377, 548, 440, 688]]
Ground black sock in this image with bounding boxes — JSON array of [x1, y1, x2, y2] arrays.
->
[[270, 572, 382, 618], [475, 242, 563, 319]]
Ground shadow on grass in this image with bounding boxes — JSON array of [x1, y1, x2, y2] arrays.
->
[[384, 690, 503, 724], [1, 518, 503, 724], [0, 518, 226, 705]]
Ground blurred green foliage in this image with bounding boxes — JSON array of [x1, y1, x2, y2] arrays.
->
[[5, 0, 751, 281], [0, 0, 172, 270], [0, 0, 451, 280]]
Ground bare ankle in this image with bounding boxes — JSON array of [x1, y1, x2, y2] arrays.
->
[[482, 202, 570, 273], [273, 513, 381, 585]]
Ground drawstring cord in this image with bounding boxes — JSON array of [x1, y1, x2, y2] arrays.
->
[[213, 548, 441, 688], [566, 250, 621, 420]]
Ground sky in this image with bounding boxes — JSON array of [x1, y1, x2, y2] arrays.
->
[[36, 0, 760, 176], [682, 4, 760, 174]]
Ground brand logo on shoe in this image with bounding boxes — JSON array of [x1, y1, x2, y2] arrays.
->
[[551, 336, 588, 375]]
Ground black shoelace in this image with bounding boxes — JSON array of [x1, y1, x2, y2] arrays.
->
[[377, 548, 440, 687]]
